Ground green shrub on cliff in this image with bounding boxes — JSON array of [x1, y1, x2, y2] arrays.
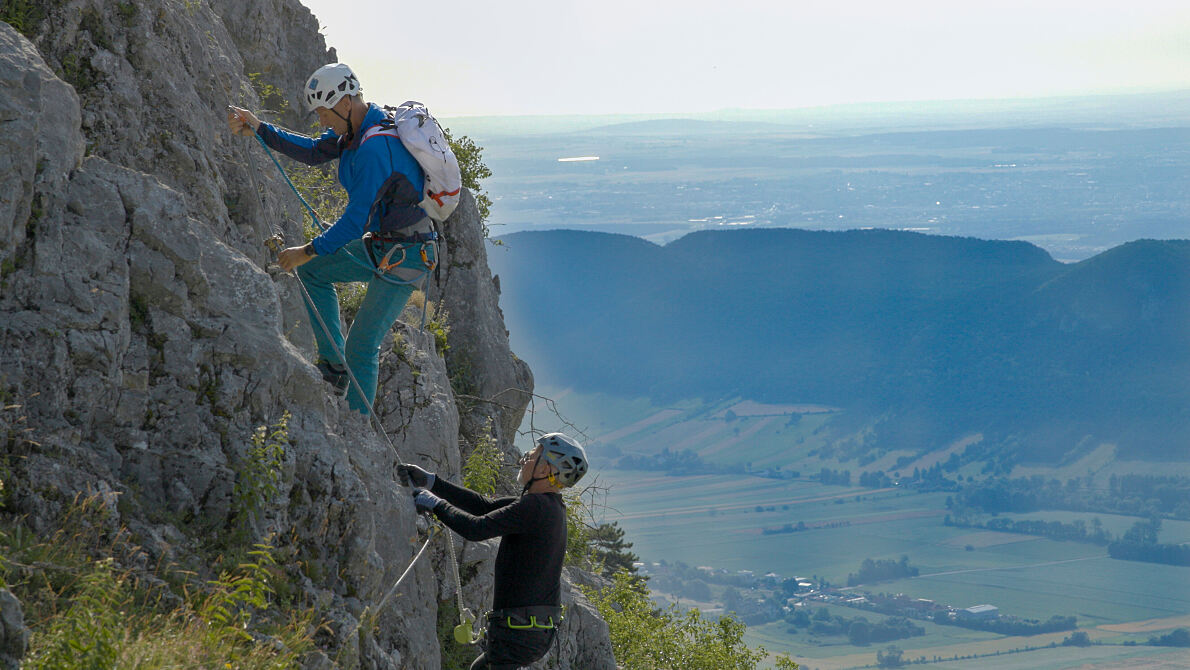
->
[[585, 571, 799, 670], [2, 422, 318, 669]]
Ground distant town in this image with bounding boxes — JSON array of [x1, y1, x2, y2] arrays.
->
[[635, 559, 1076, 639]]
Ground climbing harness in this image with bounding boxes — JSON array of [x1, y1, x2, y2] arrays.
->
[[481, 604, 566, 667], [253, 132, 437, 295], [488, 605, 562, 630], [264, 235, 404, 456], [251, 111, 476, 648], [364, 230, 439, 274]]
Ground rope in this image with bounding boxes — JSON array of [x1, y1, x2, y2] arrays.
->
[[444, 522, 466, 623], [375, 524, 440, 616], [254, 133, 432, 288], [256, 133, 322, 229], [442, 521, 480, 644], [337, 522, 441, 655], [254, 126, 474, 642], [279, 258, 402, 456]]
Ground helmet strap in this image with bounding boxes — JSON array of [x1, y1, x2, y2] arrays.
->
[[521, 452, 544, 496], [521, 453, 563, 495], [330, 98, 355, 141]]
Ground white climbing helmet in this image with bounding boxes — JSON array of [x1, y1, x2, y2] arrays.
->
[[303, 63, 361, 112], [536, 433, 588, 488]]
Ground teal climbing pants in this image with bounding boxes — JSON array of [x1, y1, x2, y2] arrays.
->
[[296, 237, 433, 414]]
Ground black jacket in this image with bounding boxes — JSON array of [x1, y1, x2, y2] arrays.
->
[[430, 479, 567, 609]]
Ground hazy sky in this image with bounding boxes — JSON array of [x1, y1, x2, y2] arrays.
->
[[297, 0, 1190, 118]]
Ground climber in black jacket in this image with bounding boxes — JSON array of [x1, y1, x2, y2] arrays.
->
[[398, 433, 588, 670]]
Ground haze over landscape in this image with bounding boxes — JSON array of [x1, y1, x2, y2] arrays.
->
[[473, 91, 1190, 668], [286, 2, 1190, 665], [5, 0, 1189, 667], [303, 0, 1190, 117], [464, 94, 1190, 262]]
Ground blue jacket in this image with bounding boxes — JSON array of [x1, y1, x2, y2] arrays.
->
[[256, 103, 425, 255]]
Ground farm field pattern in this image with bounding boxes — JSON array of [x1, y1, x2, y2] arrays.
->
[[594, 468, 1190, 668]]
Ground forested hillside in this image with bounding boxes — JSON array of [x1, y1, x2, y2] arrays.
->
[[490, 228, 1190, 460]]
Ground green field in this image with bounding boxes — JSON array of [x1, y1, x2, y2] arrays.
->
[[754, 640, 1190, 670], [528, 389, 858, 470], [526, 390, 1190, 667], [592, 467, 1190, 668], [744, 603, 1001, 658], [994, 511, 1190, 545], [530, 388, 1190, 483]]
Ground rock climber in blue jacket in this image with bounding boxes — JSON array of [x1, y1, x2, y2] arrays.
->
[[228, 63, 434, 414]]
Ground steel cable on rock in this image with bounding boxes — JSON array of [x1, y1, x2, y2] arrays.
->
[[254, 133, 432, 288], [335, 521, 440, 658], [249, 114, 476, 644]]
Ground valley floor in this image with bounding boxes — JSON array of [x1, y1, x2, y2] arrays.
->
[[592, 468, 1190, 670]]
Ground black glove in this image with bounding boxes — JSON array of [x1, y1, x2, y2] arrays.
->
[[412, 488, 443, 514], [397, 463, 435, 488]]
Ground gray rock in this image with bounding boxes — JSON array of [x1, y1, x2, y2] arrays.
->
[[0, 6, 615, 669], [542, 570, 618, 670], [438, 190, 534, 458], [0, 23, 82, 275], [0, 590, 29, 670]]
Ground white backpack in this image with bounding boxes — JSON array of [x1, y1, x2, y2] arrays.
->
[[368, 101, 462, 222]]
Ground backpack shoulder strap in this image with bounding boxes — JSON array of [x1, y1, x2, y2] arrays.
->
[[361, 121, 399, 145]]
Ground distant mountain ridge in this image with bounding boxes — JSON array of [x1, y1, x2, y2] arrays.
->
[[582, 118, 800, 135], [489, 228, 1190, 461], [442, 89, 1190, 138]]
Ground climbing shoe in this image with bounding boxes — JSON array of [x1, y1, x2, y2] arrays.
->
[[316, 360, 349, 397]]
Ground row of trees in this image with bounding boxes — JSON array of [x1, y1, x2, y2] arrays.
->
[[1110, 475, 1190, 513], [950, 475, 1190, 520], [857, 464, 963, 492], [786, 608, 924, 646], [945, 502, 1190, 569], [847, 556, 919, 586], [944, 515, 1113, 545], [762, 519, 852, 535], [941, 614, 1077, 636], [943, 509, 1190, 567], [1104, 518, 1190, 566], [1066, 628, 1190, 648], [1148, 628, 1190, 647], [615, 447, 745, 476], [1108, 540, 1190, 567], [816, 467, 851, 486], [859, 470, 894, 488]]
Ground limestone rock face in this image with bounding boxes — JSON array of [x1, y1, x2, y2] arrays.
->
[[528, 570, 617, 670], [439, 190, 534, 458], [0, 3, 614, 669], [0, 13, 438, 667], [0, 590, 29, 670]]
